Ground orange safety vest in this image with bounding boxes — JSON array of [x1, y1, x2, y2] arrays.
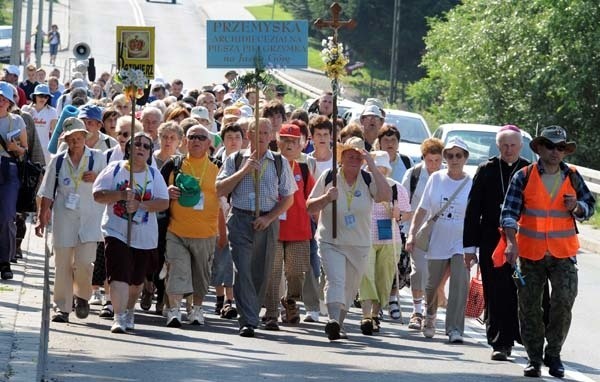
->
[[517, 164, 579, 260]]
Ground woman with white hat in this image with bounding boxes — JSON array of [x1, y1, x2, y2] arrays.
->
[[407, 136, 473, 344], [307, 137, 392, 340], [22, 83, 58, 165], [0, 82, 28, 280]]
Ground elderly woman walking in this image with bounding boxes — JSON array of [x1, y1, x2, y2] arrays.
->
[[35, 117, 106, 322], [307, 137, 391, 340], [93, 132, 169, 333], [406, 137, 472, 343]]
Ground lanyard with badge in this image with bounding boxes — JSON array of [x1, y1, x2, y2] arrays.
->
[[185, 157, 208, 210], [341, 168, 359, 229], [125, 162, 149, 223], [64, 155, 88, 210]]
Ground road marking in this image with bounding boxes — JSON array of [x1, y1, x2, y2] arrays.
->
[[126, 0, 163, 79]]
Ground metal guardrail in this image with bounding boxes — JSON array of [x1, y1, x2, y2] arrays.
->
[[574, 165, 600, 197]]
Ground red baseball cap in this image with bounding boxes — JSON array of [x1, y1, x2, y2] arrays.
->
[[278, 124, 301, 138]]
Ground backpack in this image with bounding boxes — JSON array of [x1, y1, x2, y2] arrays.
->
[[298, 161, 310, 198], [323, 168, 398, 204], [399, 153, 412, 171], [53, 150, 96, 199], [233, 150, 282, 180]]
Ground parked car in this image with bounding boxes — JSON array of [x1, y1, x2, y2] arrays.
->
[[0, 26, 12, 63], [343, 107, 431, 163], [432, 123, 537, 175]]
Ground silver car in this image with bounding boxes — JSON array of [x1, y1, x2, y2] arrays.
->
[[0, 26, 12, 63]]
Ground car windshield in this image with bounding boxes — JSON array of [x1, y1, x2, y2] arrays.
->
[[446, 130, 536, 166], [0, 29, 11, 39], [385, 115, 429, 144]]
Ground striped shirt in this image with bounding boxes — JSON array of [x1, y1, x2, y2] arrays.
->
[[217, 149, 297, 212]]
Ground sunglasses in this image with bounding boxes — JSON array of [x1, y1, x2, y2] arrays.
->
[[543, 141, 567, 152], [117, 131, 130, 138], [134, 141, 152, 150], [187, 134, 209, 141], [445, 152, 464, 160]]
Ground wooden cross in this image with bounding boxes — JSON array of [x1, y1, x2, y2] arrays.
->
[[314, 2, 356, 238], [314, 3, 357, 45]]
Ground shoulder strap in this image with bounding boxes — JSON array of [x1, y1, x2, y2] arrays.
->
[[409, 163, 423, 204], [173, 155, 183, 180], [431, 177, 470, 222], [299, 162, 309, 197], [324, 168, 333, 187], [104, 137, 111, 149], [523, 164, 534, 189], [53, 154, 65, 199], [400, 154, 412, 170], [273, 152, 283, 181], [361, 169, 372, 186], [88, 152, 94, 171], [391, 184, 398, 206], [106, 148, 113, 163], [233, 151, 242, 171], [112, 162, 121, 177]]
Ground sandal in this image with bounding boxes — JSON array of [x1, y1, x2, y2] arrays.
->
[[220, 301, 238, 319], [140, 289, 153, 311], [99, 301, 114, 318], [408, 312, 423, 330], [388, 301, 401, 320]]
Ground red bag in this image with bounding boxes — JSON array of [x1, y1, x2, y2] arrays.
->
[[465, 266, 485, 318]]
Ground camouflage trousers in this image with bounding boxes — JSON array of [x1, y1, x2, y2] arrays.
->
[[517, 256, 578, 363]]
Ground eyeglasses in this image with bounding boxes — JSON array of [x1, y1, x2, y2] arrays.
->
[[445, 152, 464, 160], [134, 141, 152, 150], [117, 131, 130, 138], [543, 141, 567, 152], [187, 134, 208, 141]]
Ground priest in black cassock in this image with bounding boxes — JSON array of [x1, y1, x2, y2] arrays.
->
[[463, 125, 530, 361]]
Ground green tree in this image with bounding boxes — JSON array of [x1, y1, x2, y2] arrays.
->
[[408, 0, 600, 168]]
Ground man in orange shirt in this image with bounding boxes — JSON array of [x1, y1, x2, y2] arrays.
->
[[161, 125, 223, 327], [501, 126, 595, 378], [262, 124, 316, 331]]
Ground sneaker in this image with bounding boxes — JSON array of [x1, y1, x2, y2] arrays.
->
[[0, 263, 14, 280], [304, 311, 320, 323], [89, 289, 103, 306], [423, 316, 436, 338], [281, 297, 300, 324], [125, 309, 135, 331], [166, 307, 182, 328], [360, 318, 374, 335], [263, 317, 280, 331], [73, 296, 90, 319], [388, 300, 401, 320], [239, 325, 255, 337], [524, 361, 542, 378], [339, 328, 348, 339], [51, 311, 69, 323], [189, 306, 205, 325], [543, 354, 565, 378], [325, 319, 341, 341], [491, 347, 510, 361], [448, 329, 464, 343], [111, 313, 127, 334], [408, 312, 423, 330], [220, 301, 238, 319], [99, 301, 114, 318]]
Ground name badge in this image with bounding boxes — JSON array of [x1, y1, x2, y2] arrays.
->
[[376, 219, 393, 240], [279, 211, 287, 220], [344, 213, 356, 229], [193, 192, 205, 211], [248, 192, 255, 206], [65, 192, 80, 210], [132, 209, 146, 224]]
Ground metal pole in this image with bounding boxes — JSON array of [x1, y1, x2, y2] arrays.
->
[[35, 0, 44, 67], [271, 0, 275, 19], [48, 0, 54, 35], [10, 0, 23, 65], [389, 0, 401, 105], [24, 0, 33, 65]]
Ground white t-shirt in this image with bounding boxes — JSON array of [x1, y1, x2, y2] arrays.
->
[[92, 160, 169, 249], [417, 171, 472, 259], [22, 105, 57, 165]]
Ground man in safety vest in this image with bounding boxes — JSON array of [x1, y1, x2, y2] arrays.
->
[[501, 126, 595, 378]]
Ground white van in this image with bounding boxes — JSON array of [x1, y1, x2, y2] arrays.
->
[[0, 26, 12, 63]]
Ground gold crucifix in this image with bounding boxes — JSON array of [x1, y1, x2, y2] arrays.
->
[[314, 2, 357, 238]]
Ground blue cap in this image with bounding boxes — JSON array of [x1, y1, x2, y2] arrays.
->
[[0, 81, 15, 103], [78, 104, 103, 122]]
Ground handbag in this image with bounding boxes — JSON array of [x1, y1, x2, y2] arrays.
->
[[414, 177, 470, 252], [465, 265, 485, 318]]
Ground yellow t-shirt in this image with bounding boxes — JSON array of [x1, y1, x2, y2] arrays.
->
[[167, 155, 219, 238]]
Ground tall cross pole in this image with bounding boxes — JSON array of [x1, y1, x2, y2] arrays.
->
[[314, 2, 356, 238]]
